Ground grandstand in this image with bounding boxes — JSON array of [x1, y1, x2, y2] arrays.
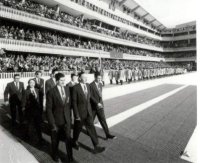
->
[[0, 0, 197, 163], [0, 0, 196, 75]]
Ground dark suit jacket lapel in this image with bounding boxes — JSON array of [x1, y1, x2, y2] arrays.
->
[[11, 81, 18, 92], [54, 86, 64, 106], [50, 78, 56, 87], [78, 83, 86, 100], [35, 89, 40, 102], [86, 84, 90, 100], [63, 87, 69, 106], [93, 82, 101, 97]]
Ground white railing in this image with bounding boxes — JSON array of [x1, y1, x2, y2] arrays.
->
[[162, 46, 196, 52], [162, 34, 196, 41], [0, 70, 92, 79]]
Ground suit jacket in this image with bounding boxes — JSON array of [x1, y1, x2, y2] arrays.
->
[[72, 83, 92, 119], [4, 81, 25, 103], [45, 78, 56, 94], [108, 70, 113, 79], [119, 70, 124, 80], [33, 77, 44, 94], [22, 88, 41, 116], [90, 81, 103, 110], [66, 81, 78, 88], [46, 86, 71, 128], [127, 69, 132, 79]]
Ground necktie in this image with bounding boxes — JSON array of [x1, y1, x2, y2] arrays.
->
[[61, 87, 66, 103], [37, 78, 40, 84], [97, 83, 102, 97], [16, 82, 19, 90], [84, 84, 87, 99]]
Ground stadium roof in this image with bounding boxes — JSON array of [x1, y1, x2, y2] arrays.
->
[[133, 0, 196, 28], [118, 0, 167, 30]]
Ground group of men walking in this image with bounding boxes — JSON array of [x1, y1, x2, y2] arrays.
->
[[108, 67, 186, 85], [4, 69, 116, 163]]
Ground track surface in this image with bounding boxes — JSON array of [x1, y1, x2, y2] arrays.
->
[[0, 73, 197, 163]]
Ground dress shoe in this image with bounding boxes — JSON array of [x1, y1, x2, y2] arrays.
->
[[52, 155, 60, 162], [37, 138, 46, 147], [72, 141, 80, 150], [69, 157, 79, 163], [106, 134, 116, 140], [11, 121, 17, 126], [94, 145, 106, 154]]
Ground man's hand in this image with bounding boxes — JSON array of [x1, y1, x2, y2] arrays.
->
[[5, 101, 9, 106], [52, 126, 58, 132], [22, 108, 25, 111], [97, 103, 103, 109], [75, 117, 81, 121]]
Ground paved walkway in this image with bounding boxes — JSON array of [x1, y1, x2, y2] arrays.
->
[[0, 72, 197, 163]]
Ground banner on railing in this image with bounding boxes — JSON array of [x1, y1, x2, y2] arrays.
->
[[110, 51, 123, 59]]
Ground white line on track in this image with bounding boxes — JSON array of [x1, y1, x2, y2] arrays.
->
[[95, 85, 188, 128], [181, 127, 197, 163]]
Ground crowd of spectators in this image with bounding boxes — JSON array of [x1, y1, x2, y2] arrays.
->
[[0, 51, 190, 73], [0, 21, 165, 57], [161, 39, 196, 48], [164, 51, 196, 58], [0, 0, 163, 47]]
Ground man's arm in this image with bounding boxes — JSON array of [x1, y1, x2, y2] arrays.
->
[[21, 82, 25, 94], [4, 83, 10, 102], [21, 91, 27, 110], [45, 80, 50, 94], [90, 84, 99, 105], [72, 86, 80, 119], [46, 91, 56, 130]]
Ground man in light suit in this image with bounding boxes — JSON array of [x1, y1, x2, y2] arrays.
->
[[72, 72, 106, 153], [90, 72, 116, 139], [45, 68, 58, 94], [118, 67, 124, 85], [108, 67, 114, 84], [4, 74, 25, 126], [127, 67, 132, 84], [115, 67, 119, 85], [46, 73, 76, 163]]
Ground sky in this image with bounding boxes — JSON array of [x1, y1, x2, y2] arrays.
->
[[134, 0, 196, 28]]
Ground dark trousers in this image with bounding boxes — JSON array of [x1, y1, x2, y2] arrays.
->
[[10, 100, 23, 124], [92, 108, 109, 136], [120, 80, 123, 85], [24, 112, 42, 140], [128, 79, 131, 83], [116, 80, 118, 85], [110, 79, 113, 84], [73, 113, 99, 147], [51, 124, 73, 159]]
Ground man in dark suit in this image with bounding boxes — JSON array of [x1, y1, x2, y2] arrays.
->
[[4, 74, 25, 126], [33, 71, 44, 112], [46, 73, 76, 163], [72, 72, 106, 153], [22, 79, 44, 144], [45, 68, 58, 94], [90, 72, 116, 139], [66, 73, 78, 88]]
